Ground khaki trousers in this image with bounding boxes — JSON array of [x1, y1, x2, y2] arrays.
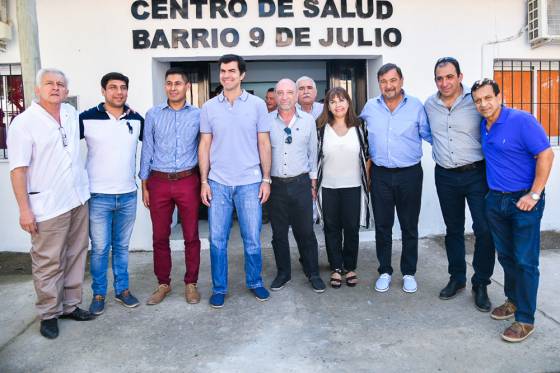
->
[[30, 203, 89, 320]]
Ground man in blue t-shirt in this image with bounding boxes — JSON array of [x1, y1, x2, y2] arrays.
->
[[472, 79, 554, 343]]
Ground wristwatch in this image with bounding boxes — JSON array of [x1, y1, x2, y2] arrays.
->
[[262, 178, 272, 184], [529, 192, 541, 201]]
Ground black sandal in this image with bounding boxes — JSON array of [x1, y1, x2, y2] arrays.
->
[[345, 271, 358, 287], [330, 269, 342, 289]]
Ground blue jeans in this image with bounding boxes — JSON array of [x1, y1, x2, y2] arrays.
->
[[435, 165, 495, 286], [485, 190, 544, 324], [89, 191, 137, 296], [208, 180, 264, 294]]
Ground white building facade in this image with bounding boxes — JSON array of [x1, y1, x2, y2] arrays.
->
[[0, 0, 559, 251]]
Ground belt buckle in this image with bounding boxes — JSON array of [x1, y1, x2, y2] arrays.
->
[[168, 172, 178, 181]]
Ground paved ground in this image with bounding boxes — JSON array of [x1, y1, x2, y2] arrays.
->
[[1, 224, 559, 373]]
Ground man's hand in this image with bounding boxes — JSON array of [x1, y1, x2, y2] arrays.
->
[[20, 208, 37, 234], [259, 182, 270, 204], [201, 182, 212, 207], [516, 194, 538, 211], [142, 184, 150, 208]]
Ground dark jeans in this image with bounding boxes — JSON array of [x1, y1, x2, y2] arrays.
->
[[321, 186, 361, 272], [485, 190, 544, 325], [269, 174, 319, 279], [371, 163, 422, 276], [435, 165, 495, 286]]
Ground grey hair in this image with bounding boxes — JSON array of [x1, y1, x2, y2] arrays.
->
[[296, 76, 316, 90], [36, 68, 68, 86], [275, 78, 297, 92]]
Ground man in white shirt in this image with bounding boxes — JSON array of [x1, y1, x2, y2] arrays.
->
[[80, 72, 144, 315], [8, 68, 93, 340], [296, 76, 324, 120]]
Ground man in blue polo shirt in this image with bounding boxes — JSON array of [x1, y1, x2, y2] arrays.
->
[[472, 79, 554, 343], [360, 63, 432, 294], [80, 72, 144, 315], [199, 54, 272, 308]]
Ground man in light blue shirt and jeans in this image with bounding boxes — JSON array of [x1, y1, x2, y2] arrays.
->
[[199, 54, 272, 308], [360, 63, 432, 294]]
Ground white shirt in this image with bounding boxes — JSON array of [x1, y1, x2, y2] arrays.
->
[[321, 124, 361, 189], [80, 105, 143, 194], [296, 102, 324, 120], [8, 102, 90, 222]]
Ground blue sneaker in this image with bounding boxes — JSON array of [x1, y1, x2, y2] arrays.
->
[[115, 290, 140, 308], [210, 293, 225, 308], [251, 287, 270, 301], [89, 295, 105, 315]]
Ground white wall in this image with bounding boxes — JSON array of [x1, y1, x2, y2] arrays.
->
[[0, 0, 559, 251]]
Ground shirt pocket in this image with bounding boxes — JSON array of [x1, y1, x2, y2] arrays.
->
[[29, 189, 52, 218]]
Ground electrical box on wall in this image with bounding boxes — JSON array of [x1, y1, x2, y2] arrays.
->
[[528, 0, 560, 47]]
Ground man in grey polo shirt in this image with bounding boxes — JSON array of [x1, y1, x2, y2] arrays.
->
[[199, 54, 272, 308], [425, 57, 495, 311], [268, 78, 325, 293]]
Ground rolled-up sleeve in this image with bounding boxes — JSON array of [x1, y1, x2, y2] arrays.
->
[[138, 110, 154, 180], [7, 123, 33, 171]]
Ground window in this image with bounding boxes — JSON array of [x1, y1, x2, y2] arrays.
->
[[494, 59, 560, 146], [0, 64, 25, 159]]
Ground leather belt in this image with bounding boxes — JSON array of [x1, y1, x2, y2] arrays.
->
[[150, 168, 197, 181], [271, 173, 309, 183], [373, 163, 420, 173], [490, 189, 529, 195], [442, 160, 485, 173]]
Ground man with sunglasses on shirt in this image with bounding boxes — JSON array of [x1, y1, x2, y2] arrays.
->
[[8, 68, 93, 339], [267, 78, 325, 293], [424, 58, 495, 312], [80, 72, 144, 315]]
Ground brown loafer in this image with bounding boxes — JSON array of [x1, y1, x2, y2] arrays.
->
[[501, 322, 535, 342], [146, 284, 171, 305], [491, 299, 516, 320], [185, 283, 200, 304]]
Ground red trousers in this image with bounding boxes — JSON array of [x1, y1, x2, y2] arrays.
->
[[147, 172, 201, 285]]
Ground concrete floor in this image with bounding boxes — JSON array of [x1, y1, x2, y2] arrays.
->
[[1, 224, 560, 373]]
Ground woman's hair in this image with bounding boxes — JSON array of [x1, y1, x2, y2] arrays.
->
[[316, 87, 360, 129]]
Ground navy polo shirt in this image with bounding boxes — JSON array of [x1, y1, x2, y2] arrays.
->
[[481, 106, 550, 192]]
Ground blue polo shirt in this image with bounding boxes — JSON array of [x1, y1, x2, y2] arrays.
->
[[481, 106, 550, 192], [200, 90, 271, 186]]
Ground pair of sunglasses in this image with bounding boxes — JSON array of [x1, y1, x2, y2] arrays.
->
[[284, 127, 292, 144]]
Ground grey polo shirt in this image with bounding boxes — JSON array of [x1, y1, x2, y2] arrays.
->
[[200, 90, 271, 186], [269, 108, 318, 179], [424, 85, 484, 169]]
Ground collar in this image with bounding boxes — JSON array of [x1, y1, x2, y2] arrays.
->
[[161, 100, 192, 111], [96, 102, 132, 119], [494, 105, 509, 125], [433, 84, 471, 107], [376, 90, 408, 106], [217, 89, 249, 103]]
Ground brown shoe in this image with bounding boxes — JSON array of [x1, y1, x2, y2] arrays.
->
[[491, 299, 516, 320], [146, 284, 171, 305], [501, 322, 535, 342], [185, 283, 200, 304]]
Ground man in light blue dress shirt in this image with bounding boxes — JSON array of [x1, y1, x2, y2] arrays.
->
[[139, 67, 202, 306], [360, 63, 432, 294], [199, 54, 272, 308]]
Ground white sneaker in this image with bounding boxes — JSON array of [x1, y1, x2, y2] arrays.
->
[[403, 275, 417, 293], [375, 273, 391, 292]]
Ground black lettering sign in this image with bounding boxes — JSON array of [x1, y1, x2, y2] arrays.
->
[[278, 0, 294, 18], [249, 27, 265, 47], [383, 27, 401, 46], [377, 1, 393, 19], [211, 0, 228, 18], [151, 29, 170, 48], [295, 27, 310, 46], [132, 29, 150, 48], [131, 0, 149, 20], [170, 0, 188, 19], [220, 28, 240, 47], [303, 0, 320, 17], [229, 0, 248, 17], [172, 29, 190, 48], [276, 27, 293, 47], [356, 0, 374, 18]]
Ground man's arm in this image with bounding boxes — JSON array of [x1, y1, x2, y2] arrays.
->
[[516, 148, 554, 211], [139, 111, 154, 208], [10, 167, 37, 234], [258, 131, 272, 204], [199, 133, 213, 207]]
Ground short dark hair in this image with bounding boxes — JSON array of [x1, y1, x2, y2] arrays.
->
[[267, 87, 275, 93], [101, 72, 129, 89], [218, 54, 247, 74], [471, 78, 500, 96], [434, 57, 462, 77], [165, 67, 189, 83], [377, 63, 402, 80]]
